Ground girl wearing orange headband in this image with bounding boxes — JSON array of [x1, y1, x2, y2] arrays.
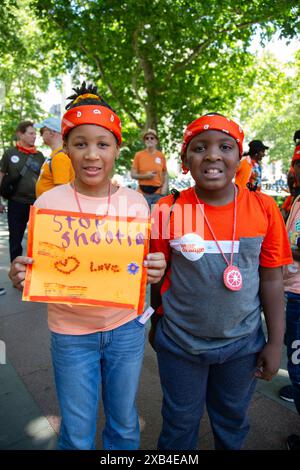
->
[[150, 113, 292, 449], [9, 82, 166, 450]]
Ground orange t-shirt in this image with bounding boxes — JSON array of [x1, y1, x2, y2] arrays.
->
[[282, 195, 293, 214], [132, 149, 167, 192], [36, 146, 75, 197], [151, 185, 292, 312], [234, 156, 252, 187], [150, 185, 292, 352]]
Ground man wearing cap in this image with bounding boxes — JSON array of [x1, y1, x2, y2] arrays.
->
[[131, 129, 168, 208], [35, 117, 75, 197], [235, 139, 269, 191], [0, 120, 44, 261]]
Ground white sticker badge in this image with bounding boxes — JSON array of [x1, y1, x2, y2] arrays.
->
[[155, 157, 161, 164], [179, 233, 205, 261], [11, 155, 20, 163], [288, 263, 299, 274]]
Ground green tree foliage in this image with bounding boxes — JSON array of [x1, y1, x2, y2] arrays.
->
[[1, 0, 299, 170], [0, 0, 64, 149], [239, 50, 300, 171], [32, 0, 300, 168], [0, 1, 23, 51]]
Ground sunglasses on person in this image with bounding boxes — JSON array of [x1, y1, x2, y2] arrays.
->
[[145, 136, 156, 141]]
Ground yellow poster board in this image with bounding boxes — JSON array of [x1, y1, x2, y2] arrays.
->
[[23, 207, 150, 314]]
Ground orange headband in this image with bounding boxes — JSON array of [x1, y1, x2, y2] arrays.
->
[[292, 145, 300, 166], [181, 114, 244, 174], [61, 105, 122, 145]]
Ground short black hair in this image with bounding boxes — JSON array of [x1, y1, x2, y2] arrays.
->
[[203, 112, 226, 117], [294, 130, 300, 144]]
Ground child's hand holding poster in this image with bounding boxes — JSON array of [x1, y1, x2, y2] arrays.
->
[[23, 207, 150, 314]]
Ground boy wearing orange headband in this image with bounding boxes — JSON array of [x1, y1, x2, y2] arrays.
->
[[150, 113, 292, 449], [9, 83, 166, 450]]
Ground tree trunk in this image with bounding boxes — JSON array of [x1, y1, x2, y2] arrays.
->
[[139, 55, 158, 133]]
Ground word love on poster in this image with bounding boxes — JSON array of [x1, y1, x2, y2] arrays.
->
[[23, 207, 150, 313]]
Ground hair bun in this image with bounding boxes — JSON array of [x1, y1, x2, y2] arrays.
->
[[294, 130, 300, 143], [66, 81, 101, 109]]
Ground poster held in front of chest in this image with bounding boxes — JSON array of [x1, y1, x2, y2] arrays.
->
[[23, 207, 150, 314]]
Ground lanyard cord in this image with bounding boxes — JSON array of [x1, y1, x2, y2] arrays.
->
[[73, 181, 112, 216], [194, 185, 237, 267]]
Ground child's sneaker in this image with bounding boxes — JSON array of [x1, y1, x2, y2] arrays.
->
[[286, 434, 300, 450], [279, 385, 294, 403]]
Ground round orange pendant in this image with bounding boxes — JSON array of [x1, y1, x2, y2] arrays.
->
[[223, 265, 243, 291]]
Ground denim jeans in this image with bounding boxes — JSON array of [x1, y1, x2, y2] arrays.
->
[[285, 292, 300, 415], [154, 319, 265, 450], [50, 318, 146, 450]]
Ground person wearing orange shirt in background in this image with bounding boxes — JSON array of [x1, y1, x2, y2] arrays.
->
[[131, 129, 168, 209], [235, 139, 269, 191], [35, 117, 75, 197], [234, 154, 252, 187]]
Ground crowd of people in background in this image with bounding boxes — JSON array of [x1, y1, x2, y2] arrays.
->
[[0, 85, 300, 450]]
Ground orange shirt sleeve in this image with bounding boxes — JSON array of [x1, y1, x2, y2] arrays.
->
[[150, 195, 172, 264], [52, 152, 74, 185], [281, 195, 292, 212], [235, 158, 252, 187], [259, 195, 292, 267]]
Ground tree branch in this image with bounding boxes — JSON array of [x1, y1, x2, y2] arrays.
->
[[131, 26, 147, 107], [131, 23, 159, 129], [91, 52, 142, 128], [162, 15, 280, 87], [131, 72, 146, 106], [40, 13, 144, 128]]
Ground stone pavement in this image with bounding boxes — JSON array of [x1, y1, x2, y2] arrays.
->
[[0, 212, 299, 450]]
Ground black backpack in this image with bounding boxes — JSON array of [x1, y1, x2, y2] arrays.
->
[[0, 156, 33, 199]]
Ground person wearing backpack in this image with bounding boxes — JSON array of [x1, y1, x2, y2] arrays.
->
[[35, 117, 75, 197], [0, 120, 44, 261]]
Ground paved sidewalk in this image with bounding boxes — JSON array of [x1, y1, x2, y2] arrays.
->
[[0, 212, 299, 450]]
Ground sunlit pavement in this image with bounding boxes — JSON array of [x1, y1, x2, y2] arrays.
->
[[0, 211, 299, 450]]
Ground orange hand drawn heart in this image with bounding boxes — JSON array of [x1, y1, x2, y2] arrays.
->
[[54, 256, 80, 275]]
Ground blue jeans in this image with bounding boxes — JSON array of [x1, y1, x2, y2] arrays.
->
[[285, 292, 300, 415], [50, 318, 146, 450], [154, 319, 265, 450]]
